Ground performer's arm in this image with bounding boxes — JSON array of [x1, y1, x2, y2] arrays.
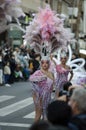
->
[[69, 69, 73, 81], [29, 71, 47, 82]]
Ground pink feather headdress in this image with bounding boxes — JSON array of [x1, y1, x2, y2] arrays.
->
[[25, 5, 73, 55]]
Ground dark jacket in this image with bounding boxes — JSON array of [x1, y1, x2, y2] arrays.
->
[[32, 59, 40, 73], [55, 125, 70, 130], [68, 114, 86, 130]]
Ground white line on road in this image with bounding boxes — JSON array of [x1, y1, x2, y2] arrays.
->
[[0, 95, 15, 103], [0, 122, 31, 128], [0, 97, 33, 116], [24, 111, 35, 118]]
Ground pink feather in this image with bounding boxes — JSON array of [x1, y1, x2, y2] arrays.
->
[[24, 5, 73, 54]]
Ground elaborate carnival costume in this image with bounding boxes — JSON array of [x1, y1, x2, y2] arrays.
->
[[29, 58, 54, 120], [55, 52, 73, 94], [24, 5, 73, 121]]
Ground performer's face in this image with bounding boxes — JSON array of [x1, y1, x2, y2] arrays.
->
[[41, 60, 49, 70], [61, 57, 67, 64]]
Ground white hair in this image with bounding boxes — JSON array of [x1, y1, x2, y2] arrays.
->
[[71, 88, 86, 113]]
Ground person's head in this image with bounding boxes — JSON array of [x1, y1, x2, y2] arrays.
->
[[47, 100, 72, 126], [29, 120, 50, 130], [68, 87, 86, 116], [63, 82, 72, 91], [15, 47, 19, 52], [41, 56, 50, 71], [60, 57, 67, 64], [72, 53, 77, 60], [60, 51, 67, 64]]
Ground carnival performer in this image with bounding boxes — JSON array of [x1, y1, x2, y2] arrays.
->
[[24, 4, 74, 122], [55, 51, 73, 98], [29, 56, 54, 122]]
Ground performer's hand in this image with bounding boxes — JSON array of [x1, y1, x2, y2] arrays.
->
[[57, 95, 67, 102]]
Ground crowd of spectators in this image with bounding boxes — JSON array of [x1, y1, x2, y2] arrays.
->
[[0, 44, 41, 87]]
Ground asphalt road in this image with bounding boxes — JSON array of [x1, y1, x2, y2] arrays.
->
[[0, 81, 35, 130]]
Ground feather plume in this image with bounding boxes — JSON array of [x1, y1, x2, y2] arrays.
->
[[24, 5, 74, 55]]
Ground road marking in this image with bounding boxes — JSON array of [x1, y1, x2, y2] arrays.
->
[[0, 97, 33, 116], [0, 122, 31, 128], [0, 95, 15, 103], [24, 111, 35, 118]]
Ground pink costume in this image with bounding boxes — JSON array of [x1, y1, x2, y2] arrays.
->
[[29, 70, 53, 115], [55, 64, 71, 92], [49, 60, 56, 74]]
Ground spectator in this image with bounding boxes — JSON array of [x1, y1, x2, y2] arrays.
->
[[29, 49, 36, 59], [0, 50, 4, 85], [14, 63, 23, 81], [29, 120, 67, 130], [29, 120, 50, 130], [32, 54, 41, 74], [4, 61, 11, 87], [59, 81, 72, 98], [63, 82, 72, 91], [68, 87, 86, 130], [47, 100, 71, 130], [9, 54, 16, 84]]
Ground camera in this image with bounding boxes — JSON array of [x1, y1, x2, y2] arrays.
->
[[59, 90, 70, 97], [59, 90, 73, 102]]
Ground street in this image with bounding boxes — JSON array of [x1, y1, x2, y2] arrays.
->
[[0, 81, 35, 130]]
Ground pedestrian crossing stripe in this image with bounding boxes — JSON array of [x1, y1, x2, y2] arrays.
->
[[0, 95, 15, 103], [0, 95, 36, 128], [0, 122, 31, 128], [0, 97, 33, 116], [24, 111, 35, 118]]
